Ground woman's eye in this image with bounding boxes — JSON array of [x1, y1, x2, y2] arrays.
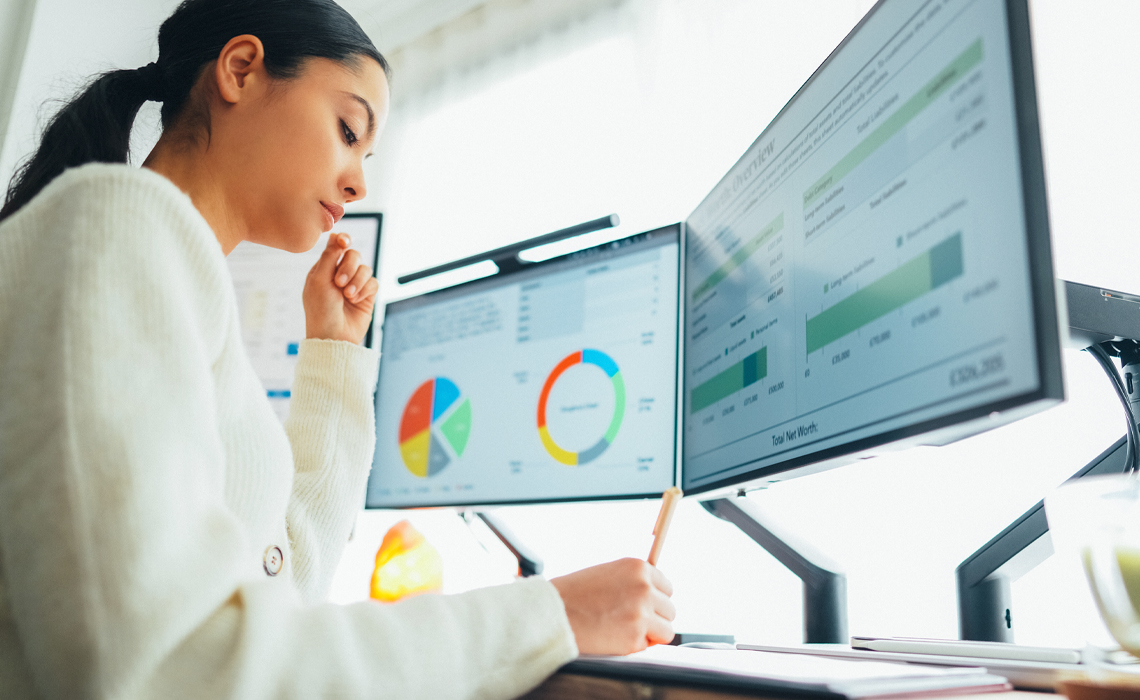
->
[[341, 120, 358, 146]]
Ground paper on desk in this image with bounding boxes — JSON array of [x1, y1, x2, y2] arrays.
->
[[572, 646, 1011, 699], [605, 645, 984, 680]]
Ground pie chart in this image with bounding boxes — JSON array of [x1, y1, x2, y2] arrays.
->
[[537, 349, 625, 466], [398, 377, 472, 478]]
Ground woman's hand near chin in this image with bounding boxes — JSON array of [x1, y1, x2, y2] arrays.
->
[[303, 232, 379, 344]]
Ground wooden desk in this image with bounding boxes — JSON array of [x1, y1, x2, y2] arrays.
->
[[522, 673, 1049, 700]]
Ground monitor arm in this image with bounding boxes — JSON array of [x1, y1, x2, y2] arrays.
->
[[702, 496, 848, 643], [956, 280, 1140, 641], [463, 510, 544, 578]]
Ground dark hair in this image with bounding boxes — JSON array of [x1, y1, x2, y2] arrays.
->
[[0, 0, 388, 222]]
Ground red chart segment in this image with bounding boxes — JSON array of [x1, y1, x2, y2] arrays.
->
[[398, 378, 471, 478], [399, 380, 434, 444], [536, 351, 581, 428]]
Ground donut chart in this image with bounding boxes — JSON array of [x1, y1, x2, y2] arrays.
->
[[398, 377, 471, 477], [537, 349, 625, 466]]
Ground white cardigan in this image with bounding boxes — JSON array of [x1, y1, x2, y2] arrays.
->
[[0, 164, 577, 699]]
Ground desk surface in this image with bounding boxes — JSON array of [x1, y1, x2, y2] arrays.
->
[[522, 673, 1049, 700]]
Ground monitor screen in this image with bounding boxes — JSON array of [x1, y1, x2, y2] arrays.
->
[[681, 0, 1062, 494], [367, 225, 680, 508], [228, 213, 382, 422]]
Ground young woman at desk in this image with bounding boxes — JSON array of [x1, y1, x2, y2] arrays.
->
[[0, 1, 675, 697]]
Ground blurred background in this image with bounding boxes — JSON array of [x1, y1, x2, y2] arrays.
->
[[2, 0, 1138, 647]]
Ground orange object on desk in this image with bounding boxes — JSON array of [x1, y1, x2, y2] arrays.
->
[[370, 520, 443, 603]]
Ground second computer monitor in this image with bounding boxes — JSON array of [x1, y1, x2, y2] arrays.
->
[[681, 0, 1063, 495], [367, 225, 680, 508]]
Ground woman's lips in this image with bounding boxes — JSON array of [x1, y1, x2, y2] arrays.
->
[[321, 201, 344, 230]]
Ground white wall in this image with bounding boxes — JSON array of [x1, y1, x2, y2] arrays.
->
[[1030, 0, 1140, 293], [0, 0, 178, 183], [0, 0, 38, 154]]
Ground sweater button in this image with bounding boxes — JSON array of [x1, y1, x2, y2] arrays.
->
[[263, 546, 284, 577]]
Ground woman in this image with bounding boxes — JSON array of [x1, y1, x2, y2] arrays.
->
[[0, 0, 676, 697]]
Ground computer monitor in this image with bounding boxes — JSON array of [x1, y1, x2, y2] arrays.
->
[[681, 0, 1062, 496], [366, 225, 680, 508], [228, 213, 382, 422]]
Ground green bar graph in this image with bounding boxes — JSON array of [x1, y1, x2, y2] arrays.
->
[[692, 213, 784, 302], [805, 233, 963, 355], [802, 39, 984, 208], [691, 347, 768, 414]]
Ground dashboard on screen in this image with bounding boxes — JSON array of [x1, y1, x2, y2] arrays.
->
[[367, 225, 680, 508], [681, 0, 1061, 494]]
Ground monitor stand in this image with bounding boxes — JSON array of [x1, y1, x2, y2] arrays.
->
[[957, 337, 1140, 641], [462, 510, 544, 577], [957, 435, 1130, 641], [702, 496, 848, 643]]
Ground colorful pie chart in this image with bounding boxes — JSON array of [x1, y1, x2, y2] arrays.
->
[[537, 349, 625, 466], [398, 377, 471, 478]]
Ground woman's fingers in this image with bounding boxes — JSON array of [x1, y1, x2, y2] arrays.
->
[[302, 232, 379, 344], [651, 584, 676, 622], [344, 265, 372, 300], [645, 571, 676, 646], [649, 564, 674, 597], [645, 613, 676, 646], [550, 558, 677, 656], [355, 277, 379, 306], [334, 249, 363, 288]]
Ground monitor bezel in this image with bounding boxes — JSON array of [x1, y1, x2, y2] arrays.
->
[[680, 0, 1064, 497], [366, 223, 683, 509], [339, 212, 384, 348]]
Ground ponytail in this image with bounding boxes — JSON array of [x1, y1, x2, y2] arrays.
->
[[1, 0, 387, 223], [0, 65, 161, 221]]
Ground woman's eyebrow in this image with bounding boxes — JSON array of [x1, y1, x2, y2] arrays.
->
[[342, 92, 376, 139]]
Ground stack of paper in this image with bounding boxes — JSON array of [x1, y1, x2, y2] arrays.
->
[[565, 646, 1011, 699]]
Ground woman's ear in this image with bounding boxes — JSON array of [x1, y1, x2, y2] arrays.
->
[[214, 34, 267, 105]]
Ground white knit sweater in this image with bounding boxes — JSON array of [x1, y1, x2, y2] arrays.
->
[[0, 164, 577, 700]]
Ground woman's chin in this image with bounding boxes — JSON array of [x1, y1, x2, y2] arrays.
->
[[299, 231, 326, 253], [248, 225, 324, 253], [285, 229, 324, 253], [270, 236, 319, 254]]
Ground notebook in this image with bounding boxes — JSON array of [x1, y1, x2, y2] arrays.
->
[[564, 645, 1011, 699]]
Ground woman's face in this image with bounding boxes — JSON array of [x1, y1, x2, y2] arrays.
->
[[209, 53, 390, 253]]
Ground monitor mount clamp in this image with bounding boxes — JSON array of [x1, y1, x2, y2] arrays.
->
[[957, 280, 1140, 642], [461, 510, 544, 578]]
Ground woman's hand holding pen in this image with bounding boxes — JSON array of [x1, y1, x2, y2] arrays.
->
[[551, 559, 676, 654], [303, 232, 379, 344]]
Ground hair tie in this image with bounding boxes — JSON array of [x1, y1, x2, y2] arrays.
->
[[136, 62, 165, 102]]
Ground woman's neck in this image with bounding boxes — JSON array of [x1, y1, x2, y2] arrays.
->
[[143, 135, 244, 255]]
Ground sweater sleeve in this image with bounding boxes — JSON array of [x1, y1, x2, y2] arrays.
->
[[283, 338, 380, 604], [0, 166, 577, 700]]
